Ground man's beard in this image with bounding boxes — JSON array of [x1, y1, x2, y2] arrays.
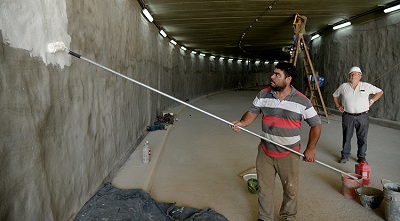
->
[[270, 81, 287, 92]]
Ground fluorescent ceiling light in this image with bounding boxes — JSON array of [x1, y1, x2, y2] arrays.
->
[[142, 8, 153, 22], [333, 21, 351, 30], [200, 53, 205, 57], [180, 46, 187, 51], [265, 61, 269, 64], [219, 57, 224, 60], [238, 59, 242, 62], [159, 30, 167, 37], [191, 51, 197, 54], [311, 34, 320, 41], [170, 40, 177, 45], [228, 58, 233, 61], [210, 56, 215, 59], [384, 4, 400, 13]]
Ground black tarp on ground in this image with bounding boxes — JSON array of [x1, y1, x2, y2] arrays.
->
[[75, 183, 229, 221]]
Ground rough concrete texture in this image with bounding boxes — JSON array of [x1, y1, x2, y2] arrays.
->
[[0, 1, 398, 221], [0, 1, 267, 220]]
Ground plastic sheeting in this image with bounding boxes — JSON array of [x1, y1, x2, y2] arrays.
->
[[75, 183, 229, 221]]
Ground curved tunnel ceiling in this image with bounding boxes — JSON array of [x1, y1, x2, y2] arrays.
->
[[138, 0, 399, 61]]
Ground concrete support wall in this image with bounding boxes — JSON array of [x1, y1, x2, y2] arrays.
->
[[310, 12, 400, 121], [0, 1, 253, 220]]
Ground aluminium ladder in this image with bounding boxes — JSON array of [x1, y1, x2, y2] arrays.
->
[[290, 35, 329, 123]]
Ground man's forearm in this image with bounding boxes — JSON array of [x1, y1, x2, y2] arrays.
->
[[371, 90, 384, 102], [306, 124, 322, 150], [239, 111, 258, 127], [333, 96, 340, 107]]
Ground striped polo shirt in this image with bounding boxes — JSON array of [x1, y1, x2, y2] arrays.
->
[[248, 86, 321, 158]]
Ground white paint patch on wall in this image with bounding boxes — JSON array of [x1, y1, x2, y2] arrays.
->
[[0, 0, 71, 69]]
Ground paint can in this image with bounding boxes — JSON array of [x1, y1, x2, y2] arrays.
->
[[356, 186, 384, 209], [355, 162, 370, 185], [341, 173, 362, 199], [382, 179, 400, 221]]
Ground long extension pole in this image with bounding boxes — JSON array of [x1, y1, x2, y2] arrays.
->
[[48, 42, 361, 182]]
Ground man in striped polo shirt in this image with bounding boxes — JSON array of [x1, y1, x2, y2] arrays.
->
[[231, 62, 322, 221]]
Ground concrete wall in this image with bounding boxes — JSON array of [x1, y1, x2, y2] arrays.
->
[[310, 11, 400, 122], [1, 1, 398, 221], [0, 1, 257, 220]]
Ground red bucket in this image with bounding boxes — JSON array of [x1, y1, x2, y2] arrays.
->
[[341, 173, 362, 199]]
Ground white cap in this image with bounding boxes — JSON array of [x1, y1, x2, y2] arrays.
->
[[349, 66, 362, 75]]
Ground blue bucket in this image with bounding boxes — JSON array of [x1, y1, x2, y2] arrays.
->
[[303, 75, 325, 87]]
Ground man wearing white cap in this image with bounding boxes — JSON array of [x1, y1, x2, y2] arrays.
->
[[333, 66, 384, 164]]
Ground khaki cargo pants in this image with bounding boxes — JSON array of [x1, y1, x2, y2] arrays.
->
[[256, 145, 300, 221]]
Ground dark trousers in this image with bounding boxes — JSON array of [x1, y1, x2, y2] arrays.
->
[[341, 112, 369, 160], [293, 34, 311, 47]]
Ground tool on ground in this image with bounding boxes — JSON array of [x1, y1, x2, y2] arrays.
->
[[47, 42, 361, 182], [290, 35, 329, 123]]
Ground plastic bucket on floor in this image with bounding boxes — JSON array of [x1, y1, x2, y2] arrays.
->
[[382, 179, 400, 221], [243, 174, 258, 194], [341, 173, 362, 199], [356, 186, 384, 209]]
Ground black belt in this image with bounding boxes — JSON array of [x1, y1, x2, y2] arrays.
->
[[344, 111, 368, 116]]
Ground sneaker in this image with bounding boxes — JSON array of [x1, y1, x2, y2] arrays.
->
[[339, 158, 349, 163]]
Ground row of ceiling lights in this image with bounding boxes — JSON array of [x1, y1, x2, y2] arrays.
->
[[140, 7, 275, 64], [311, 2, 400, 41], [141, 2, 400, 63], [238, 1, 278, 57], [287, 2, 400, 56]]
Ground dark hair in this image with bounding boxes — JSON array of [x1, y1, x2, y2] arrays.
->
[[275, 62, 297, 83]]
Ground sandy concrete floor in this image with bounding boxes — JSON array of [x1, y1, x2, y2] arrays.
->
[[112, 88, 400, 221]]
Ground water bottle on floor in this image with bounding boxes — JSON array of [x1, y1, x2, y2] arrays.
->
[[142, 141, 151, 164]]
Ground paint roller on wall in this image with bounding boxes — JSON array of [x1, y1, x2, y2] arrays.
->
[[47, 42, 361, 182]]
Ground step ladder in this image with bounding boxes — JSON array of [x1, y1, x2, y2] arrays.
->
[[290, 35, 329, 123]]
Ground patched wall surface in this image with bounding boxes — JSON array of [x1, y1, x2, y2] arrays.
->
[[1, 1, 399, 221]]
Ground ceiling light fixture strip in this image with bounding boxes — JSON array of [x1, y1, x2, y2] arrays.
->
[[238, 0, 279, 59], [313, 3, 398, 38], [139, 1, 264, 63], [384, 2, 400, 13]]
